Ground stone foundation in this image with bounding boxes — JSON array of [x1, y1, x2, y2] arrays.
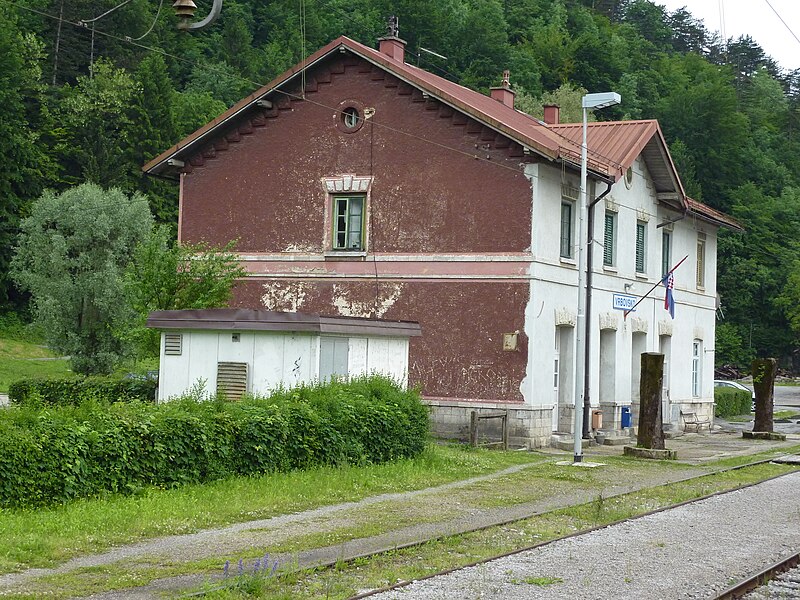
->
[[426, 399, 552, 449]]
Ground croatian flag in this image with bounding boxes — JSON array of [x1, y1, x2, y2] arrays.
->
[[662, 272, 675, 319]]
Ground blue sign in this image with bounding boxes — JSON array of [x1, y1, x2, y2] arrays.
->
[[612, 293, 637, 312]]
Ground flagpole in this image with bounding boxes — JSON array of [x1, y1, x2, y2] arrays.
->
[[623, 254, 689, 319]]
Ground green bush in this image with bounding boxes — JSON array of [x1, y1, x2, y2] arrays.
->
[[7, 376, 158, 406], [0, 376, 429, 508], [714, 386, 752, 418]]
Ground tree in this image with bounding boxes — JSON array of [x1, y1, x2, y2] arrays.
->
[[54, 58, 138, 188], [516, 82, 590, 123], [11, 184, 153, 374], [0, 8, 49, 309], [124, 225, 246, 356], [128, 53, 180, 224]]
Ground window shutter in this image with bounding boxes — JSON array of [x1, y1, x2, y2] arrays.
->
[[603, 213, 615, 266], [661, 231, 671, 277], [696, 238, 706, 287], [216, 362, 248, 401], [164, 333, 182, 356], [635, 222, 646, 273], [560, 203, 572, 258]]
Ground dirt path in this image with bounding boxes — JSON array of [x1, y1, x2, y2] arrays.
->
[[0, 457, 713, 599]]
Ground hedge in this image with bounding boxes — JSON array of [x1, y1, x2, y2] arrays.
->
[[7, 376, 158, 406], [714, 386, 752, 418], [0, 376, 429, 508]]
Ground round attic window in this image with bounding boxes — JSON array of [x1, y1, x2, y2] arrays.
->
[[343, 107, 360, 129], [625, 167, 634, 189], [335, 99, 366, 133]]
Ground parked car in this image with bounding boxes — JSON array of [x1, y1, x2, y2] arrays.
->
[[714, 380, 755, 411]]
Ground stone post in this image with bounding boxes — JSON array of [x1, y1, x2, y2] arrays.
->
[[752, 358, 776, 433], [637, 352, 665, 450]]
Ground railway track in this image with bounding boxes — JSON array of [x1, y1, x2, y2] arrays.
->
[[352, 463, 800, 600], [715, 552, 800, 599]]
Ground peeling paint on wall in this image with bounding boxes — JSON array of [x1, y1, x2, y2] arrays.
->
[[261, 281, 308, 312], [283, 243, 317, 253], [332, 282, 403, 318]]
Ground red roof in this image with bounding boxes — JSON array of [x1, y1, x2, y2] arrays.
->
[[686, 197, 744, 231], [144, 36, 580, 176], [143, 35, 739, 230]]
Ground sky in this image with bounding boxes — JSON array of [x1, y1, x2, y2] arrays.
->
[[656, 0, 800, 72]]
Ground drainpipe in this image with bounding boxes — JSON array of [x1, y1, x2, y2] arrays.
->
[[583, 181, 614, 438]]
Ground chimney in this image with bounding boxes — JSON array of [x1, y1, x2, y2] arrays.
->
[[378, 16, 406, 63], [490, 70, 515, 109], [543, 104, 560, 125]]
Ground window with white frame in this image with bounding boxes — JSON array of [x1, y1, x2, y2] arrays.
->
[[635, 220, 647, 274], [603, 211, 617, 267], [560, 201, 574, 259], [696, 233, 706, 288], [332, 195, 365, 251], [692, 339, 702, 397]]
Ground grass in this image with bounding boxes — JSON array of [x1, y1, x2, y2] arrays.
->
[[0, 444, 543, 573], [191, 462, 794, 600], [10, 459, 795, 599], [0, 322, 72, 392]]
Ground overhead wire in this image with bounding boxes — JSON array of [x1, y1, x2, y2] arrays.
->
[[763, 0, 800, 48], [5, 0, 673, 215]]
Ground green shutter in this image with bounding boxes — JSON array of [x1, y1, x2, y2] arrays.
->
[[635, 222, 646, 273], [560, 203, 572, 258], [603, 213, 615, 266]]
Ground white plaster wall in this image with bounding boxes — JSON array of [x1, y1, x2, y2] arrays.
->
[[158, 331, 411, 401], [364, 337, 409, 385], [521, 157, 719, 430]]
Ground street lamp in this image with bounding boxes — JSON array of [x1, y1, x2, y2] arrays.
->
[[573, 91, 621, 464], [173, 0, 223, 30]]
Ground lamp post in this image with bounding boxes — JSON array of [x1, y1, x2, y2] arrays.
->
[[573, 91, 621, 464]]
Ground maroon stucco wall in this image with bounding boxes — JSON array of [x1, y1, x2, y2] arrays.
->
[[233, 279, 529, 402], [180, 55, 533, 254], [179, 51, 535, 403]]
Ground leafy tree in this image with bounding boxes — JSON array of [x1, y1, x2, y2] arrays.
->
[[11, 184, 153, 374], [516, 82, 589, 123], [53, 58, 138, 188], [172, 90, 228, 138], [124, 226, 246, 356], [0, 7, 49, 308], [129, 53, 180, 223]]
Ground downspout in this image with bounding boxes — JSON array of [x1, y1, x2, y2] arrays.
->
[[582, 181, 614, 438]]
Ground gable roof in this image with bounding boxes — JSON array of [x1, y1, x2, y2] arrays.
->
[[143, 35, 684, 205], [686, 197, 743, 231], [549, 120, 685, 203]]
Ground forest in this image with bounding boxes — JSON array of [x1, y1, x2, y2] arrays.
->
[[1, 0, 799, 369]]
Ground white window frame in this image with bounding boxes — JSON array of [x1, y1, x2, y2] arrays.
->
[[332, 194, 366, 251], [692, 339, 702, 397]]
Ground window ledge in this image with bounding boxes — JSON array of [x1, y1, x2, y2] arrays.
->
[[635, 272, 649, 280], [602, 265, 617, 273], [559, 257, 577, 267], [324, 250, 367, 261]]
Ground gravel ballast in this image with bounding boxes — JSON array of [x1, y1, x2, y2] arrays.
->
[[371, 470, 800, 600]]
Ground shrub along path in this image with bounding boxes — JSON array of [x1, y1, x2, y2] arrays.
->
[[4, 434, 798, 599]]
